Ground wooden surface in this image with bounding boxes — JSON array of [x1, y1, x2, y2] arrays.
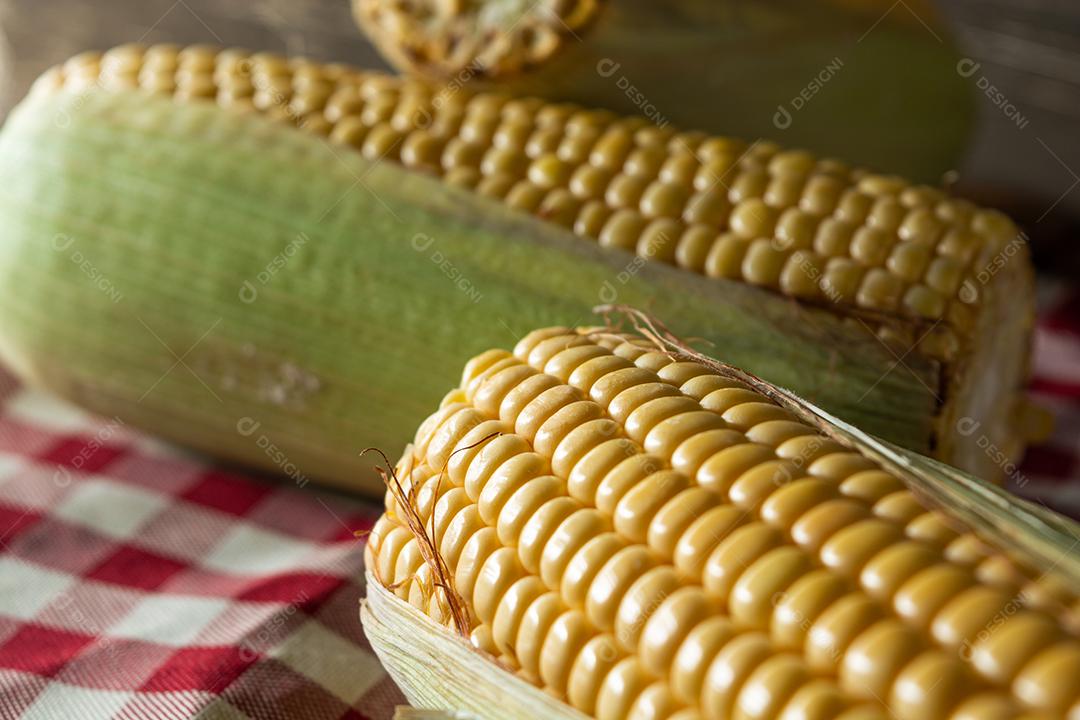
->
[[0, 0, 1076, 227]]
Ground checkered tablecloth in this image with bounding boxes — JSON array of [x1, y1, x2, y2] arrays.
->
[[1017, 287, 1080, 517], [0, 289, 1076, 720], [0, 373, 407, 719]]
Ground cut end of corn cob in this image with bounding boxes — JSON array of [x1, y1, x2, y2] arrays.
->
[[31, 45, 1034, 482], [352, 0, 603, 81], [364, 325, 1079, 720]]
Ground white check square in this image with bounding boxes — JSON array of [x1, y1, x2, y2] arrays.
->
[[109, 591, 232, 647], [109, 594, 230, 646], [178, 697, 249, 719], [0, 557, 77, 621], [53, 479, 166, 539], [203, 524, 314, 575], [0, 465, 69, 512], [0, 451, 25, 482], [272, 620, 384, 704], [21, 682, 134, 720], [5, 392, 100, 435]]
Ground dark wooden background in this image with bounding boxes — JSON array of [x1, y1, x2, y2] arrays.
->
[[0, 0, 1076, 248]]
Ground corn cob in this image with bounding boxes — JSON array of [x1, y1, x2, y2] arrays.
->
[[0, 84, 950, 495], [28, 45, 1034, 482], [350, 0, 972, 180], [364, 326, 1079, 720]]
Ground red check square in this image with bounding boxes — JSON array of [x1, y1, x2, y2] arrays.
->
[[1023, 445, 1077, 477], [236, 572, 345, 606], [0, 625, 94, 677], [139, 646, 256, 693], [41, 438, 126, 475], [182, 471, 271, 516], [86, 546, 188, 591], [0, 504, 40, 545]]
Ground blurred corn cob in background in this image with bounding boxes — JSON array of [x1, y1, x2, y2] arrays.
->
[[363, 322, 1080, 719], [0, 46, 1032, 493], [351, 0, 973, 181]]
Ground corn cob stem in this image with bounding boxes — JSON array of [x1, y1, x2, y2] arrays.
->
[[366, 325, 1080, 720], [30, 45, 1035, 482]]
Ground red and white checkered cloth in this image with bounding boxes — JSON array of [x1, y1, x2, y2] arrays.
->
[[0, 371, 407, 718], [1017, 287, 1080, 517], [0, 289, 1076, 720]]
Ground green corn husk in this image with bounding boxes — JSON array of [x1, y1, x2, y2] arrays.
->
[[364, 578, 587, 719], [0, 88, 942, 495]]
